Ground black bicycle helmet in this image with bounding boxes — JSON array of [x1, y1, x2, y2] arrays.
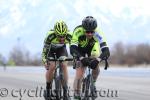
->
[[82, 16, 97, 31]]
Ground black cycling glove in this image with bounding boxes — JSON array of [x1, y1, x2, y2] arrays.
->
[[100, 47, 110, 60], [70, 45, 81, 60], [80, 57, 90, 66], [89, 58, 99, 69]]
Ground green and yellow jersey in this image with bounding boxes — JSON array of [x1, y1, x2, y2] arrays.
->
[[42, 30, 72, 64], [70, 26, 108, 58]]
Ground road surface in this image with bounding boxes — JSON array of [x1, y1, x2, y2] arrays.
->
[[0, 66, 150, 100]]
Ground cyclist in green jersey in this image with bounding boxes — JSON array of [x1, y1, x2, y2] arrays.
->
[[42, 20, 72, 98], [70, 16, 110, 99]]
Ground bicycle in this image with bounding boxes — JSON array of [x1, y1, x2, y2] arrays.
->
[[44, 53, 73, 100], [80, 58, 109, 100]]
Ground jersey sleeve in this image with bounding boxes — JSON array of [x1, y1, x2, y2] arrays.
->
[[65, 32, 72, 44], [94, 28, 109, 53], [70, 27, 84, 57], [42, 31, 55, 64], [70, 30, 79, 46]]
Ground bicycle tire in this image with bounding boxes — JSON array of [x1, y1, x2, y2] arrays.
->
[[43, 90, 51, 100], [62, 83, 71, 100], [90, 76, 96, 100], [55, 76, 62, 99], [82, 78, 86, 93], [83, 75, 90, 100]]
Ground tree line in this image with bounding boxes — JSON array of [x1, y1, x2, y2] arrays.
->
[[0, 42, 150, 66], [0, 45, 41, 66], [110, 42, 150, 66]]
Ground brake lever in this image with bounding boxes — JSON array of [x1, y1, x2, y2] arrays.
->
[[104, 59, 109, 70], [99, 58, 109, 70]]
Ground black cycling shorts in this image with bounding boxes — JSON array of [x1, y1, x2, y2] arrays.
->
[[47, 46, 68, 59]]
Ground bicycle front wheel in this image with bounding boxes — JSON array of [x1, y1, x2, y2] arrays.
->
[[55, 76, 62, 99], [83, 75, 90, 100], [90, 76, 96, 100]]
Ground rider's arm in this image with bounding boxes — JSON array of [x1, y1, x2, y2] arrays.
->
[[70, 45, 82, 58], [65, 32, 72, 43], [94, 28, 110, 59], [70, 27, 83, 58], [42, 43, 50, 64], [42, 31, 56, 64]]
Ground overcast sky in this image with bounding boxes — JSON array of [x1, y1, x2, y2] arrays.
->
[[0, 0, 150, 58]]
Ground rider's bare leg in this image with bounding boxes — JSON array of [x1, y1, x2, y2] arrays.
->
[[92, 66, 99, 97], [45, 61, 55, 95], [61, 62, 68, 85], [92, 66, 100, 82], [90, 55, 100, 82], [46, 61, 55, 82], [73, 66, 85, 95], [61, 62, 69, 97]]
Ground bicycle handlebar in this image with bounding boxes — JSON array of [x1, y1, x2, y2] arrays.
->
[[47, 56, 109, 70], [73, 57, 109, 70], [47, 57, 74, 61]]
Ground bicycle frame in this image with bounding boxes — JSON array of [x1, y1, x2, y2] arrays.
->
[[47, 54, 73, 100], [81, 58, 109, 100]]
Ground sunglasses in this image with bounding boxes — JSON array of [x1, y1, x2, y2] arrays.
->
[[56, 34, 66, 38], [85, 31, 94, 34]]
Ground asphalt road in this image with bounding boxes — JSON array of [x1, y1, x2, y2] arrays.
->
[[0, 67, 150, 100]]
